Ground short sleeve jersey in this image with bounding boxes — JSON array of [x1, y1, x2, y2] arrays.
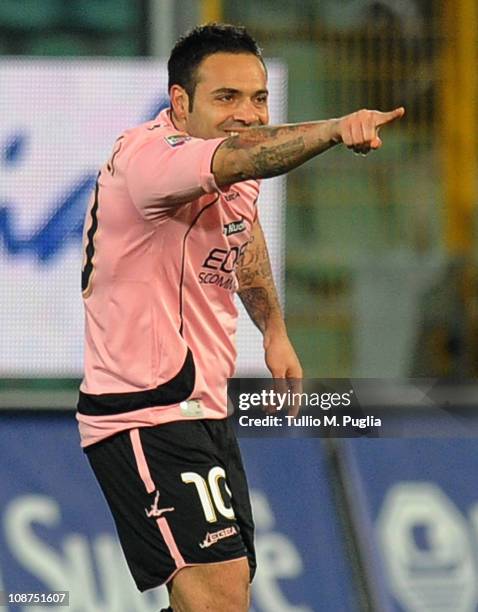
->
[[77, 109, 259, 447]]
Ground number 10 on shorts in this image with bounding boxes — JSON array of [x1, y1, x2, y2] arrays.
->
[[181, 467, 235, 523]]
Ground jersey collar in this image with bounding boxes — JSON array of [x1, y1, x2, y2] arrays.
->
[[156, 108, 179, 131]]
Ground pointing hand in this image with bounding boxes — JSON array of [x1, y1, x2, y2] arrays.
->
[[334, 107, 405, 154]]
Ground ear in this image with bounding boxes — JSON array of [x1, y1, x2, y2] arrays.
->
[[170, 85, 190, 124]]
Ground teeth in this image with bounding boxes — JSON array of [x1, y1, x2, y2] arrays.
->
[[229, 132, 239, 137]]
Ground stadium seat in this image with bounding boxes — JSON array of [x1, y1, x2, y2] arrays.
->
[[101, 36, 140, 57], [0, 0, 60, 30], [25, 34, 93, 56], [227, 0, 310, 33], [66, 0, 139, 33]]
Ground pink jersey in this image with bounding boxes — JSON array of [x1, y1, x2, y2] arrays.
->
[[77, 109, 259, 447]]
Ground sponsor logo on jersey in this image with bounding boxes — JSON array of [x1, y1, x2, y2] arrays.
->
[[199, 526, 238, 549], [198, 272, 237, 291], [198, 240, 249, 291], [164, 133, 191, 147], [145, 491, 175, 518], [223, 218, 246, 236], [224, 191, 240, 202]]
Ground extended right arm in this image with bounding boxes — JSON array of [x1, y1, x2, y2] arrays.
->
[[212, 107, 404, 187]]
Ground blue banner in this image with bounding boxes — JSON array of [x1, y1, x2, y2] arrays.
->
[[347, 439, 478, 612], [0, 414, 356, 612]]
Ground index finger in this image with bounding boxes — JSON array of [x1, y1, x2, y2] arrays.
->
[[374, 106, 405, 128]]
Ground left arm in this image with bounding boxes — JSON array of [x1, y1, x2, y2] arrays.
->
[[236, 217, 303, 379]]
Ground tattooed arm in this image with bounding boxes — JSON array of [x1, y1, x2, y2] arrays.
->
[[237, 218, 302, 379], [212, 107, 404, 187], [237, 218, 284, 335]]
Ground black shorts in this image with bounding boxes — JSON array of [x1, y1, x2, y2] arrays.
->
[[85, 418, 256, 591]]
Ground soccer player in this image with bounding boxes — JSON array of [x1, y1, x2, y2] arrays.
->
[[77, 23, 404, 612]]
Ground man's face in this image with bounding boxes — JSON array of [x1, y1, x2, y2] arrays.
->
[[182, 52, 269, 139]]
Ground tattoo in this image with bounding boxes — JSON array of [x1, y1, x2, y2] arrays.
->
[[237, 235, 270, 285], [223, 125, 299, 149], [214, 120, 339, 185], [238, 287, 271, 334], [223, 126, 306, 180], [252, 139, 305, 177], [237, 225, 283, 333]]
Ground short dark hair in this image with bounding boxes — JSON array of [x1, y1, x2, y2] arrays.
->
[[168, 23, 264, 109]]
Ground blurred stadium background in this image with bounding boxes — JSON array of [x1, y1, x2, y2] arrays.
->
[[1, 1, 478, 611]]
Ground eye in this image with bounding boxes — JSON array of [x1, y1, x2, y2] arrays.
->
[[255, 95, 268, 105], [217, 94, 234, 102]]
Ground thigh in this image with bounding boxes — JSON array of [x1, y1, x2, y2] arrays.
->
[[85, 420, 250, 592], [170, 557, 250, 612]]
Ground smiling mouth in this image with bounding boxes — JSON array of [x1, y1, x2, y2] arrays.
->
[[223, 127, 241, 136]]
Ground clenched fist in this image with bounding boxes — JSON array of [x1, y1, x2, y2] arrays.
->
[[334, 107, 405, 154]]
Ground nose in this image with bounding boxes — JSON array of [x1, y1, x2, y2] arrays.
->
[[232, 99, 260, 126]]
